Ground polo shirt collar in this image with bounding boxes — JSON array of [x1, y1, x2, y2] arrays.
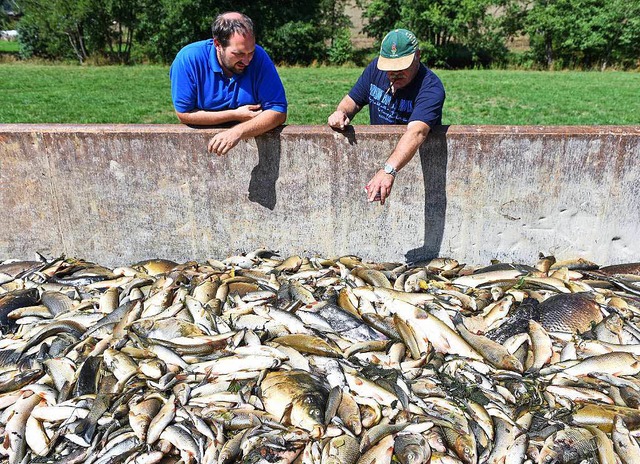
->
[[210, 41, 223, 74]]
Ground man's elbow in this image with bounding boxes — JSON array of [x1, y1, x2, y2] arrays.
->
[[175, 111, 191, 125], [273, 111, 287, 126], [407, 121, 431, 139]]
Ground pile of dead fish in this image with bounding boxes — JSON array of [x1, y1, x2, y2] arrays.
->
[[1, 252, 640, 464]]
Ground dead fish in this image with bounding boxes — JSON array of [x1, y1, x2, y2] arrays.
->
[[597, 263, 640, 276], [562, 352, 640, 377], [321, 435, 360, 464], [0, 259, 44, 282], [453, 263, 538, 288], [0, 288, 39, 331], [550, 258, 599, 271], [260, 369, 329, 438], [271, 334, 343, 358], [394, 432, 432, 464], [130, 317, 207, 340], [133, 259, 179, 276], [537, 293, 603, 333], [352, 267, 392, 289], [538, 427, 598, 464], [612, 415, 640, 464], [453, 314, 523, 371], [274, 255, 303, 273]]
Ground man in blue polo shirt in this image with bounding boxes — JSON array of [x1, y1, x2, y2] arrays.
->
[[328, 29, 445, 205], [170, 12, 287, 156]]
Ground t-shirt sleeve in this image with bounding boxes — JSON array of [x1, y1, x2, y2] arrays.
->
[[254, 48, 288, 114], [409, 73, 446, 128], [348, 61, 375, 107], [170, 50, 198, 113]]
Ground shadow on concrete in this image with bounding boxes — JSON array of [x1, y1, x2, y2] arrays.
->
[[248, 130, 282, 210], [338, 126, 358, 146], [405, 127, 449, 264]]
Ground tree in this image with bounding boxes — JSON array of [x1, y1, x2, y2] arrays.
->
[[17, 0, 144, 63], [361, 0, 512, 68], [17, 0, 93, 61], [14, 0, 354, 65], [135, 0, 352, 65], [523, 0, 640, 69]]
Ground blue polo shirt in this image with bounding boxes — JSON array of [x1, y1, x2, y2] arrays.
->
[[349, 58, 445, 127], [170, 39, 287, 114]]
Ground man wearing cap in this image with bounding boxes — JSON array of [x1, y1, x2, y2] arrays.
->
[[170, 12, 287, 156], [327, 29, 445, 205]]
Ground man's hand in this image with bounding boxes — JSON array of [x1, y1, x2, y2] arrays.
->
[[365, 170, 395, 205], [328, 110, 351, 130], [208, 128, 242, 156], [234, 104, 262, 122]]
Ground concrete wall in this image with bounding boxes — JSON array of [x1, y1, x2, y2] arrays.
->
[[1, 124, 639, 267]]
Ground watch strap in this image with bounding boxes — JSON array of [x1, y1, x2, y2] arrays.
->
[[383, 163, 397, 177]]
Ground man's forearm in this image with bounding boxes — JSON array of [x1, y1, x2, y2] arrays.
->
[[385, 121, 431, 171], [233, 110, 287, 139], [336, 95, 361, 121], [175, 109, 241, 126]]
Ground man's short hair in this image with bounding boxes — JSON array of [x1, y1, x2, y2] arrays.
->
[[212, 12, 254, 47]]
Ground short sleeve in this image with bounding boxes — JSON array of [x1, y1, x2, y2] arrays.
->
[[253, 47, 288, 114], [348, 61, 376, 107], [170, 50, 197, 113], [409, 72, 445, 128]]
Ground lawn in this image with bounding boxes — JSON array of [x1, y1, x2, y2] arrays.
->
[[0, 41, 19, 53], [0, 62, 638, 125]]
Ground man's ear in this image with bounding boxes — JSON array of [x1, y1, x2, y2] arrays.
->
[[213, 38, 221, 49]]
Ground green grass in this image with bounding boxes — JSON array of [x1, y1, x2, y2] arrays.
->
[[0, 41, 20, 53], [0, 62, 638, 125]]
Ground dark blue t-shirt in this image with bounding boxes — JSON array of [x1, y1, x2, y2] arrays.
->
[[349, 58, 445, 127], [170, 39, 287, 114]]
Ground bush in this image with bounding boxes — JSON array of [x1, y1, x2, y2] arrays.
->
[[17, 14, 75, 60], [327, 27, 353, 65], [263, 21, 326, 65]]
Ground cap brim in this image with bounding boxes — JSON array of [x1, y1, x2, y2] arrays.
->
[[377, 53, 415, 71]]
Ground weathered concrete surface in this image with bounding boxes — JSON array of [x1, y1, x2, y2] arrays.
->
[[1, 124, 639, 267]]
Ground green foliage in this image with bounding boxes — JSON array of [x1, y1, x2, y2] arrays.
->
[[362, 0, 402, 40], [16, 0, 145, 63], [523, 0, 640, 69], [1, 0, 18, 30], [135, 0, 352, 65], [327, 27, 354, 65], [14, 0, 352, 65], [362, 0, 511, 68], [10, 0, 640, 69], [134, 0, 215, 63], [264, 21, 326, 65]]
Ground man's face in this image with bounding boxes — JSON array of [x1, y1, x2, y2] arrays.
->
[[386, 54, 419, 90], [215, 32, 256, 76]]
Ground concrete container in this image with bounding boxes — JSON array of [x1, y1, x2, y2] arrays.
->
[[1, 124, 639, 267]]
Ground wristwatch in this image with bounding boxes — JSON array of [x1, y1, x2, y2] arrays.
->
[[383, 163, 397, 177]]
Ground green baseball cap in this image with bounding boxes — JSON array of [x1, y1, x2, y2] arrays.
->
[[377, 29, 418, 71]]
